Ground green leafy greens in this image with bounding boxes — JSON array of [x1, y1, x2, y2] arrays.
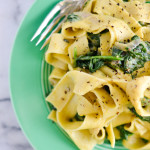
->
[[74, 47, 78, 67], [105, 125, 132, 143], [129, 107, 150, 123], [87, 30, 109, 51], [74, 113, 85, 121], [50, 104, 57, 111], [66, 14, 79, 22], [139, 21, 150, 26], [63, 39, 70, 43], [111, 36, 150, 74], [141, 97, 150, 107], [116, 125, 133, 140], [74, 35, 150, 74], [141, 138, 149, 144], [87, 32, 100, 51], [75, 50, 123, 73], [70, 113, 85, 122]]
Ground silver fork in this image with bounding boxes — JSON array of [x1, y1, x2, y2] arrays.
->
[[31, 0, 87, 50]]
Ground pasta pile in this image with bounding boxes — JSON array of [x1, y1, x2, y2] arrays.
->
[[45, 0, 150, 149]]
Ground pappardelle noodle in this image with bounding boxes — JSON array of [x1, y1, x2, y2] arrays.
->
[[45, 0, 150, 149]]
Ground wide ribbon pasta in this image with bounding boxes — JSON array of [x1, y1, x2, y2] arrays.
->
[[45, 0, 150, 149], [46, 71, 132, 149]]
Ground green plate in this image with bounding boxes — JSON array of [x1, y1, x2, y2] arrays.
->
[[10, 0, 127, 149]]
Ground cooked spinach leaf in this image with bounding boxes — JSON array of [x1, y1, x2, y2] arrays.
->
[[66, 14, 79, 22], [89, 59, 105, 73], [112, 38, 150, 74], [76, 55, 123, 61], [131, 73, 137, 79], [141, 97, 150, 107], [146, 1, 150, 3], [112, 47, 124, 57], [74, 35, 150, 74], [75, 51, 123, 73], [74, 113, 85, 121], [129, 107, 150, 123], [141, 138, 149, 144], [145, 41, 150, 54], [116, 125, 133, 140], [74, 47, 78, 67], [87, 30, 109, 51], [51, 104, 57, 111], [69, 113, 85, 122], [104, 138, 111, 144], [63, 39, 69, 43], [87, 32, 100, 51], [104, 85, 111, 94], [100, 29, 109, 34], [139, 21, 150, 26], [123, 0, 129, 2], [131, 35, 139, 41]]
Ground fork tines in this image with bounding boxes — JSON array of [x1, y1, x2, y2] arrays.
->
[[31, 0, 87, 50]]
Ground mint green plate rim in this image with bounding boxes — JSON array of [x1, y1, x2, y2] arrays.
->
[[9, 0, 127, 149]]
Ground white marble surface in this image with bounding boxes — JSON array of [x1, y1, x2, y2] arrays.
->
[[0, 0, 34, 149]]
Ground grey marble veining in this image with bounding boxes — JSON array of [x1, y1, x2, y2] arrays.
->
[[0, 100, 33, 150], [0, 0, 34, 150]]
